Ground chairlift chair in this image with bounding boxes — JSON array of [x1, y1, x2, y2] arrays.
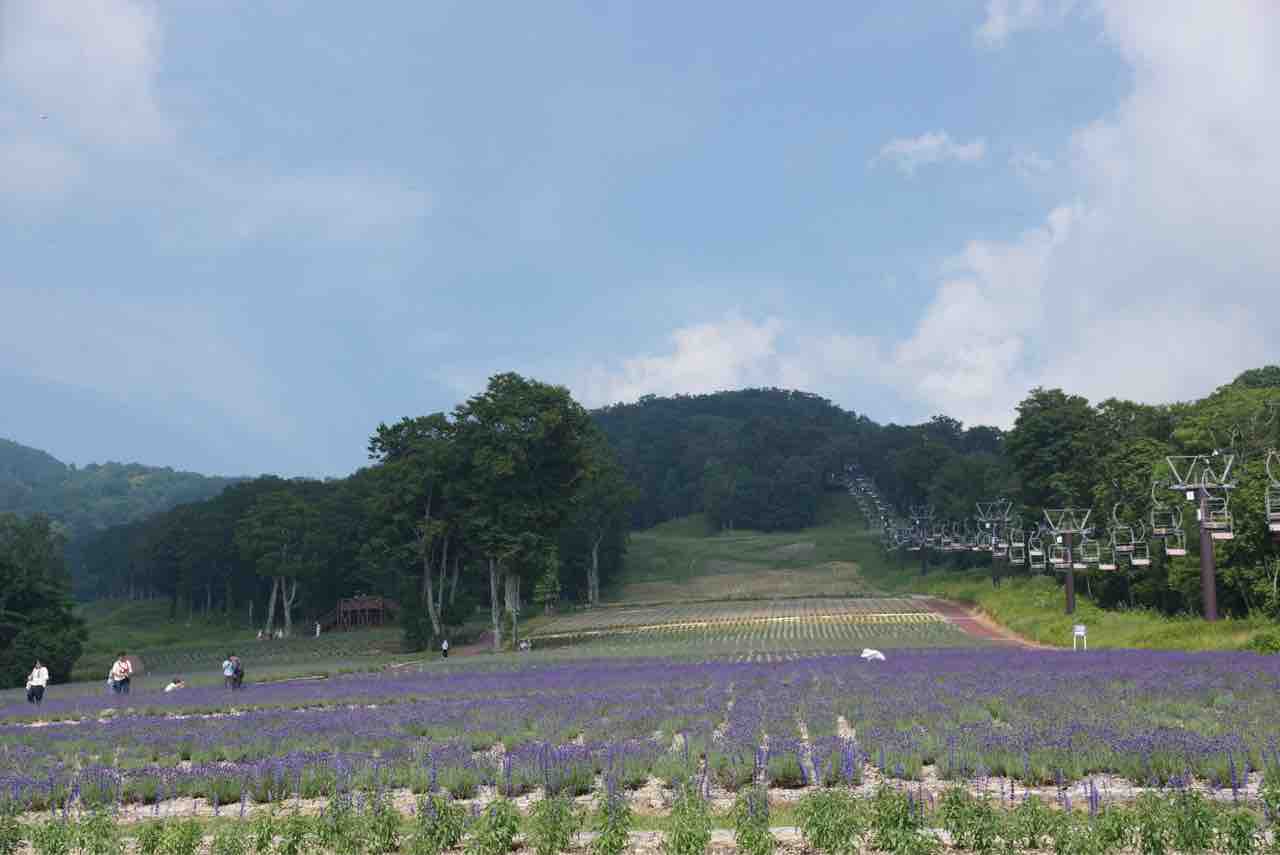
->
[[1009, 540, 1027, 564], [1266, 451, 1280, 533], [1098, 545, 1118, 571], [1130, 540, 1152, 567], [1164, 530, 1187, 557], [1203, 493, 1234, 540], [1050, 544, 1069, 569], [1079, 537, 1101, 568], [1029, 537, 1046, 571]]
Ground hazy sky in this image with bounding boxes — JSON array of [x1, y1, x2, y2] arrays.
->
[[2, 1, 1277, 477]]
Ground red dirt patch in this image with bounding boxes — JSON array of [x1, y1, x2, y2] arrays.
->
[[917, 597, 1049, 649]]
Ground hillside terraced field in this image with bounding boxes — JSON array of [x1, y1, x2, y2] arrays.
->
[[527, 596, 977, 656]]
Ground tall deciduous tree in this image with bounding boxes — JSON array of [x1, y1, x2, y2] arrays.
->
[[452, 373, 593, 651], [367, 414, 456, 638], [568, 434, 638, 605], [234, 489, 316, 637], [0, 513, 86, 686]]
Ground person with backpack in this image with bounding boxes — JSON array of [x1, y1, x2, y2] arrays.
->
[[222, 654, 236, 689], [441, 638, 449, 659], [230, 655, 244, 689], [26, 660, 48, 706]]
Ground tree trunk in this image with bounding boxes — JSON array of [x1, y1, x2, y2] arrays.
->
[[224, 577, 233, 617], [589, 534, 603, 606], [422, 548, 442, 638], [281, 577, 299, 637], [449, 554, 460, 605], [264, 576, 279, 635], [436, 532, 449, 615], [505, 571, 521, 648], [488, 558, 502, 652], [206, 582, 213, 615]]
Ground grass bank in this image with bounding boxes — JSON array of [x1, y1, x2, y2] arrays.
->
[[908, 570, 1275, 651]]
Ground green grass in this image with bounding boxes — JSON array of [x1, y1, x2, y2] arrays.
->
[[63, 598, 411, 687], [908, 571, 1275, 651], [612, 492, 878, 603]]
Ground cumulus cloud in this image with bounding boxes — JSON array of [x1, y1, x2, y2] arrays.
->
[[599, 3, 1278, 429], [901, 0, 1280, 422], [579, 317, 786, 407], [875, 131, 986, 177], [0, 0, 429, 241], [977, 0, 1079, 46]]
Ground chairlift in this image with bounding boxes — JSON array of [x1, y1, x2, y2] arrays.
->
[[1029, 537, 1046, 571], [1266, 450, 1280, 533], [1009, 540, 1027, 564], [1130, 540, 1152, 567], [1203, 491, 1234, 540], [1050, 544, 1068, 568], [1149, 481, 1181, 537], [1110, 504, 1135, 554], [1079, 537, 1101, 567], [976, 531, 993, 552], [1097, 545, 1117, 571], [1164, 529, 1187, 557]]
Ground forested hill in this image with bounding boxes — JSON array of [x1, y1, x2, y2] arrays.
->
[[0, 437, 240, 540], [593, 388, 998, 532]]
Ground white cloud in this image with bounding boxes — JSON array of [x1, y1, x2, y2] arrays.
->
[[898, 0, 1280, 423], [1010, 149, 1054, 180], [0, 0, 172, 148], [977, 0, 1079, 46], [596, 3, 1279, 428], [875, 131, 986, 177], [0, 0, 430, 242], [579, 317, 786, 406]]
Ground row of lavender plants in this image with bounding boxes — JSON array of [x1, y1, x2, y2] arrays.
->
[[3, 649, 1279, 814], [5, 779, 1280, 855]]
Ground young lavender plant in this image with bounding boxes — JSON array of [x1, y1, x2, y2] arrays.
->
[[528, 794, 582, 855], [731, 786, 775, 855], [663, 779, 712, 855]]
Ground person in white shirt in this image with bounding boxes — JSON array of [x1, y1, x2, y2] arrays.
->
[[108, 653, 133, 695], [26, 660, 49, 705], [164, 678, 186, 692], [441, 638, 449, 659]]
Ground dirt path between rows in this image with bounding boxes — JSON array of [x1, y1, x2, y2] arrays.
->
[[916, 597, 1052, 649]]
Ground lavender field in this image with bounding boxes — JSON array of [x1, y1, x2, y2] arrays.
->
[[3, 646, 1279, 820]]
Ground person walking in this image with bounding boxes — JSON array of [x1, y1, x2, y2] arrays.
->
[[109, 653, 133, 695], [440, 638, 449, 659], [231, 655, 244, 689], [26, 660, 49, 706], [222, 654, 236, 689]]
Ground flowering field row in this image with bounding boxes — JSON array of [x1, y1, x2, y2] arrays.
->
[[531, 597, 932, 636], [3, 648, 1279, 818]]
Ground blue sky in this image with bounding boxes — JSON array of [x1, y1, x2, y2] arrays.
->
[[2, 1, 1277, 477]]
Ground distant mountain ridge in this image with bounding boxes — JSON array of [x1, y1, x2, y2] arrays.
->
[[0, 437, 241, 540]]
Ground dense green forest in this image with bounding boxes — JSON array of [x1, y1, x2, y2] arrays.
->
[[7, 366, 1279, 681], [0, 438, 239, 587], [72, 374, 629, 656], [859, 368, 1280, 620]]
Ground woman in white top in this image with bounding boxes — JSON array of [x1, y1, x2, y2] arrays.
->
[[26, 660, 49, 705], [109, 653, 133, 695]]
